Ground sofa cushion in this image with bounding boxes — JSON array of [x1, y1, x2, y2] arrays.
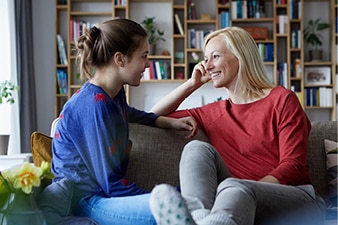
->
[[324, 139, 338, 219], [308, 121, 338, 204], [127, 123, 210, 191], [31, 131, 53, 167]]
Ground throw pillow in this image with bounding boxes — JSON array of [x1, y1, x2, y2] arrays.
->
[[324, 139, 338, 215], [31, 131, 53, 167]]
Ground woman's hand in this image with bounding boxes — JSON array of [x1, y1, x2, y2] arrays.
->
[[190, 61, 211, 87], [150, 62, 210, 116], [156, 116, 198, 139]]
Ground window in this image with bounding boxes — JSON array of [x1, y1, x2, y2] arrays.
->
[[0, 0, 21, 154]]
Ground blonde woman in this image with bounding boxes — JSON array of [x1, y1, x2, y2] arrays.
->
[[149, 27, 326, 225]]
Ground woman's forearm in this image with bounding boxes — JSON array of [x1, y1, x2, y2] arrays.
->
[[150, 79, 202, 115]]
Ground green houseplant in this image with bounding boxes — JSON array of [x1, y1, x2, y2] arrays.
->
[[303, 18, 330, 61], [141, 17, 165, 55], [0, 80, 19, 155], [0, 80, 19, 104]]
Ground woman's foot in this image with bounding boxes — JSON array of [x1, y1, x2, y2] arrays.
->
[[149, 184, 196, 225]]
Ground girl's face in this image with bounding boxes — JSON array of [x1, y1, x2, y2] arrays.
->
[[123, 37, 150, 86], [204, 36, 239, 89]]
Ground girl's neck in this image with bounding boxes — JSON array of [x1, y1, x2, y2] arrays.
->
[[90, 69, 122, 99]]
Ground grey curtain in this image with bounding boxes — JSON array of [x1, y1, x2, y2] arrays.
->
[[15, 0, 37, 153]]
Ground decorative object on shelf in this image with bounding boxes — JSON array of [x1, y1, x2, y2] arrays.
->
[[303, 18, 330, 61], [242, 27, 268, 40], [0, 80, 19, 155], [141, 17, 165, 55], [304, 66, 331, 85], [0, 161, 54, 224]]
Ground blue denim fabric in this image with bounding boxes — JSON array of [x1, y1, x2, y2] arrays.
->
[[76, 193, 156, 225], [38, 178, 99, 225]]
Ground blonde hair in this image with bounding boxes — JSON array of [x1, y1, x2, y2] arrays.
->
[[203, 26, 274, 98]]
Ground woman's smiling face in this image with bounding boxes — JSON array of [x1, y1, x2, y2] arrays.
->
[[204, 36, 239, 89]]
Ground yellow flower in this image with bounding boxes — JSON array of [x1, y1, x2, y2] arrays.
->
[[12, 162, 42, 194], [0, 161, 54, 194], [40, 161, 50, 174]]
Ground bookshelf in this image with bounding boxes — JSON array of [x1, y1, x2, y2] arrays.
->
[[54, 0, 337, 121]]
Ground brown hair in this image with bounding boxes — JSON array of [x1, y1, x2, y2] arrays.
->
[[76, 18, 147, 81]]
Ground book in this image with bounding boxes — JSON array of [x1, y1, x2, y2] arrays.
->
[[56, 34, 68, 65], [154, 61, 162, 80], [174, 14, 184, 35], [56, 69, 68, 94]]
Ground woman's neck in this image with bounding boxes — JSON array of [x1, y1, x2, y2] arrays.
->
[[228, 88, 272, 104]]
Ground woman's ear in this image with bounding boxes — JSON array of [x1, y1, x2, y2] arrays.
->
[[113, 52, 125, 67]]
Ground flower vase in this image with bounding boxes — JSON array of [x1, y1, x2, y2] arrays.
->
[[0, 192, 46, 225]]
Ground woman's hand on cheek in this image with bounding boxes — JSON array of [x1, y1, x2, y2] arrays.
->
[[191, 61, 211, 87]]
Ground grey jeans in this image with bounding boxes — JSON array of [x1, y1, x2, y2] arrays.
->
[[179, 140, 326, 225]]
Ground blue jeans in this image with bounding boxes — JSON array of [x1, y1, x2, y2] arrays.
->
[[75, 193, 156, 225], [180, 140, 326, 225]]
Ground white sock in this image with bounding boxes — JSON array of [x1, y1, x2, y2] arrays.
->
[[191, 209, 210, 223], [149, 184, 196, 225]]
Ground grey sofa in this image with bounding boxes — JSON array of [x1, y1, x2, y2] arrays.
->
[[127, 120, 337, 224]]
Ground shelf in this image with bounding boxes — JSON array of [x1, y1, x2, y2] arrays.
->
[[70, 12, 112, 16], [54, 0, 336, 120]]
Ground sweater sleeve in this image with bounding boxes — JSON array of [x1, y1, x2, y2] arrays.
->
[[268, 92, 312, 185], [126, 105, 159, 126]]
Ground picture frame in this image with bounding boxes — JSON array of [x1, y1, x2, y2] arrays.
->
[[304, 67, 331, 85]]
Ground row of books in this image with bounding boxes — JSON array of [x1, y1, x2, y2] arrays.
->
[[231, 0, 265, 19], [257, 43, 273, 62], [56, 69, 68, 95], [187, 1, 197, 20], [142, 60, 171, 81], [115, 0, 127, 5], [289, 0, 301, 19], [69, 20, 99, 42], [291, 29, 301, 49], [277, 62, 288, 88], [219, 11, 230, 29], [174, 14, 184, 35], [56, 34, 68, 65], [305, 87, 333, 107], [187, 29, 213, 49]]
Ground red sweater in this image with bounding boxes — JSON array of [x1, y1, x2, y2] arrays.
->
[[170, 86, 312, 186]]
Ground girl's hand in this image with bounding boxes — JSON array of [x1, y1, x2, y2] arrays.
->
[[156, 116, 198, 139]]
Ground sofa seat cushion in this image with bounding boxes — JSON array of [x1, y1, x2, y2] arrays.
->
[[31, 132, 53, 167], [324, 139, 338, 219]]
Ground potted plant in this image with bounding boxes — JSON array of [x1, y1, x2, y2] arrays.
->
[[0, 80, 19, 155], [303, 18, 330, 61], [141, 17, 165, 55]]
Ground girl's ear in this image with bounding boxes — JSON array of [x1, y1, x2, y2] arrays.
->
[[113, 52, 125, 67]]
